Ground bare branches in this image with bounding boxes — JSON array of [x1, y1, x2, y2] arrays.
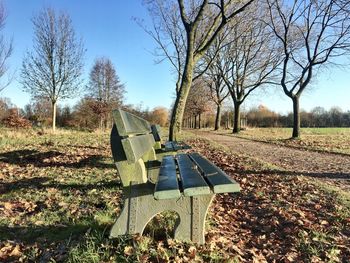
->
[[145, 0, 256, 139], [21, 7, 85, 131], [220, 3, 281, 105], [86, 57, 125, 106], [0, 3, 13, 92], [21, 8, 84, 102], [266, 0, 350, 137], [267, 0, 350, 99]]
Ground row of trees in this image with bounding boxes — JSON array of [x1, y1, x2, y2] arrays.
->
[[0, 96, 169, 129], [181, 104, 350, 129], [246, 105, 350, 128], [3, 93, 350, 130], [145, 0, 350, 139]]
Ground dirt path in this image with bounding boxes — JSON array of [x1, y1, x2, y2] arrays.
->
[[193, 131, 350, 191]]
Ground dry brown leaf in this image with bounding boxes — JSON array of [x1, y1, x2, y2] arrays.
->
[[124, 246, 134, 256]]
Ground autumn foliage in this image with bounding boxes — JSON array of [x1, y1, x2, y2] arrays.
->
[[2, 108, 31, 128], [149, 107, 168, 127]]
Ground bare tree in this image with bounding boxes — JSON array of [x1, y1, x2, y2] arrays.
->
[[203, 39, 230, 130], [23, 96, 52, 125], [86, 57, 125, 129], [184, 78, 213, 129], [217, 3, 280, 133], [267, 0, 350, 138], [21, 7, 85, 132], [146, 0, 255, 140], [0, 3, 13, 92], [141, 0, 186, 95]]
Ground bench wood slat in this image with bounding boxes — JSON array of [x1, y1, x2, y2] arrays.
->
[[164, 141, 174, 151], [113, 109, 151, 136], [151, 125, 162, 142], [154, 156, 181, 200], [121, 134, 155, 163], [176, 154, 211, 196], [189, 153, 240, 193], [172, 142, 182, 151]]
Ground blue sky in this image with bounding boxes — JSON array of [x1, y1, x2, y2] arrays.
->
[[0, 0, 349, 114]]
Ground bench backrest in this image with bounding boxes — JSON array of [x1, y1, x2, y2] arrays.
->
[[151, 124, 162, 149], [111, 109, 157, 186]]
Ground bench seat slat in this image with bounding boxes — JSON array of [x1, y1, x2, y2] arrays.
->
[[154, 156, 181, 200], [172, 142, 182, 151], [177, 154, 211, 196], [164, 141, 174, 151], [189, 153, 240, 193], [121, 134, 155, 163]]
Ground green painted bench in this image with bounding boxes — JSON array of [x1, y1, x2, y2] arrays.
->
[[151, 124, 191, 151], [110, 108, 240, 244]]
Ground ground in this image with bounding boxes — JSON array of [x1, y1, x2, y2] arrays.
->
[[193, 129, 350, 192], [0, 127, 349, 262]]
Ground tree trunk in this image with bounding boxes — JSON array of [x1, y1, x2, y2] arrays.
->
[[233, 103, 241, 133], [100, 115, 103, 130], [198, 113, 201, 129], [214, 104, 221, 130], [169, 33, 195, 141], [292, 96, 300, 138], [194, 115, 197, 129], [52, 101, 57, 132]]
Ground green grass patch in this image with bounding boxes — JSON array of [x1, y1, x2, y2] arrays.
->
[[214, 127, 350, 154]]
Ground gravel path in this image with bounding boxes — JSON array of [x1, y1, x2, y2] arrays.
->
[[193, 131, 350, 191]]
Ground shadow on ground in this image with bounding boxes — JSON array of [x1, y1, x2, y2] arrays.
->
[[0, 149, 114, 169], [234, 168, 350, 180], [0, 176, 121, 195]]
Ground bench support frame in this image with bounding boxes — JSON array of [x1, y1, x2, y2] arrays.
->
[[110, 182, 214, 244]]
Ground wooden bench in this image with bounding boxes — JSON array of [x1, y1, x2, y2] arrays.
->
[[151, 124, 191, 152], [109, 108, 240, 244]]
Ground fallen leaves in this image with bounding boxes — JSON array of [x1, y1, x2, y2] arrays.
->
[[0, 242, 22, 261], [0, 200, 38, 216], [187, 137, 350, 262], [1, 130, 350, 262]]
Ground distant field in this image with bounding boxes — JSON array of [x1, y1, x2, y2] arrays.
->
[[216, 127, 350, 155]]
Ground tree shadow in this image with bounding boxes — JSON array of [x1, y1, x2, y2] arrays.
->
[[0, 176, 121, 195], [0, 223, 101, 243], [0, 221, 113, 262], [0, 149, 114, 169], [235, 168, 350, 181], [61, 144, 106, 150]]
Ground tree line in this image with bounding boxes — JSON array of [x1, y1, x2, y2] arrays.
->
[[0, 96, 169, 130], [244, 105, 350, 128]]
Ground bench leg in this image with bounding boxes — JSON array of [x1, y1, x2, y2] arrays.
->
[[173, 195, 214, 244], [109, 186, 133, 237], [109, 183, 214, 244]]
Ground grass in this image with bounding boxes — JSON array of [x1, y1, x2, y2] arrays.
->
[[1, 127, 349, 261], [0, 128, 122, 261], [0, 128, 231, 262], [214, 127, 350, 155]]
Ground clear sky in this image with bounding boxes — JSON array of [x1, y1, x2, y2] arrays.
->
[[0, 0, 349, 114]]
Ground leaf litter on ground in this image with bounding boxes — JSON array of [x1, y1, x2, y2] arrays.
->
[[0, 130, 349, 262]]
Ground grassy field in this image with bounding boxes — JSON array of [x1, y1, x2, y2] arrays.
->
[[215, 127, 350, 155], [1, 128, 349, 262]]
